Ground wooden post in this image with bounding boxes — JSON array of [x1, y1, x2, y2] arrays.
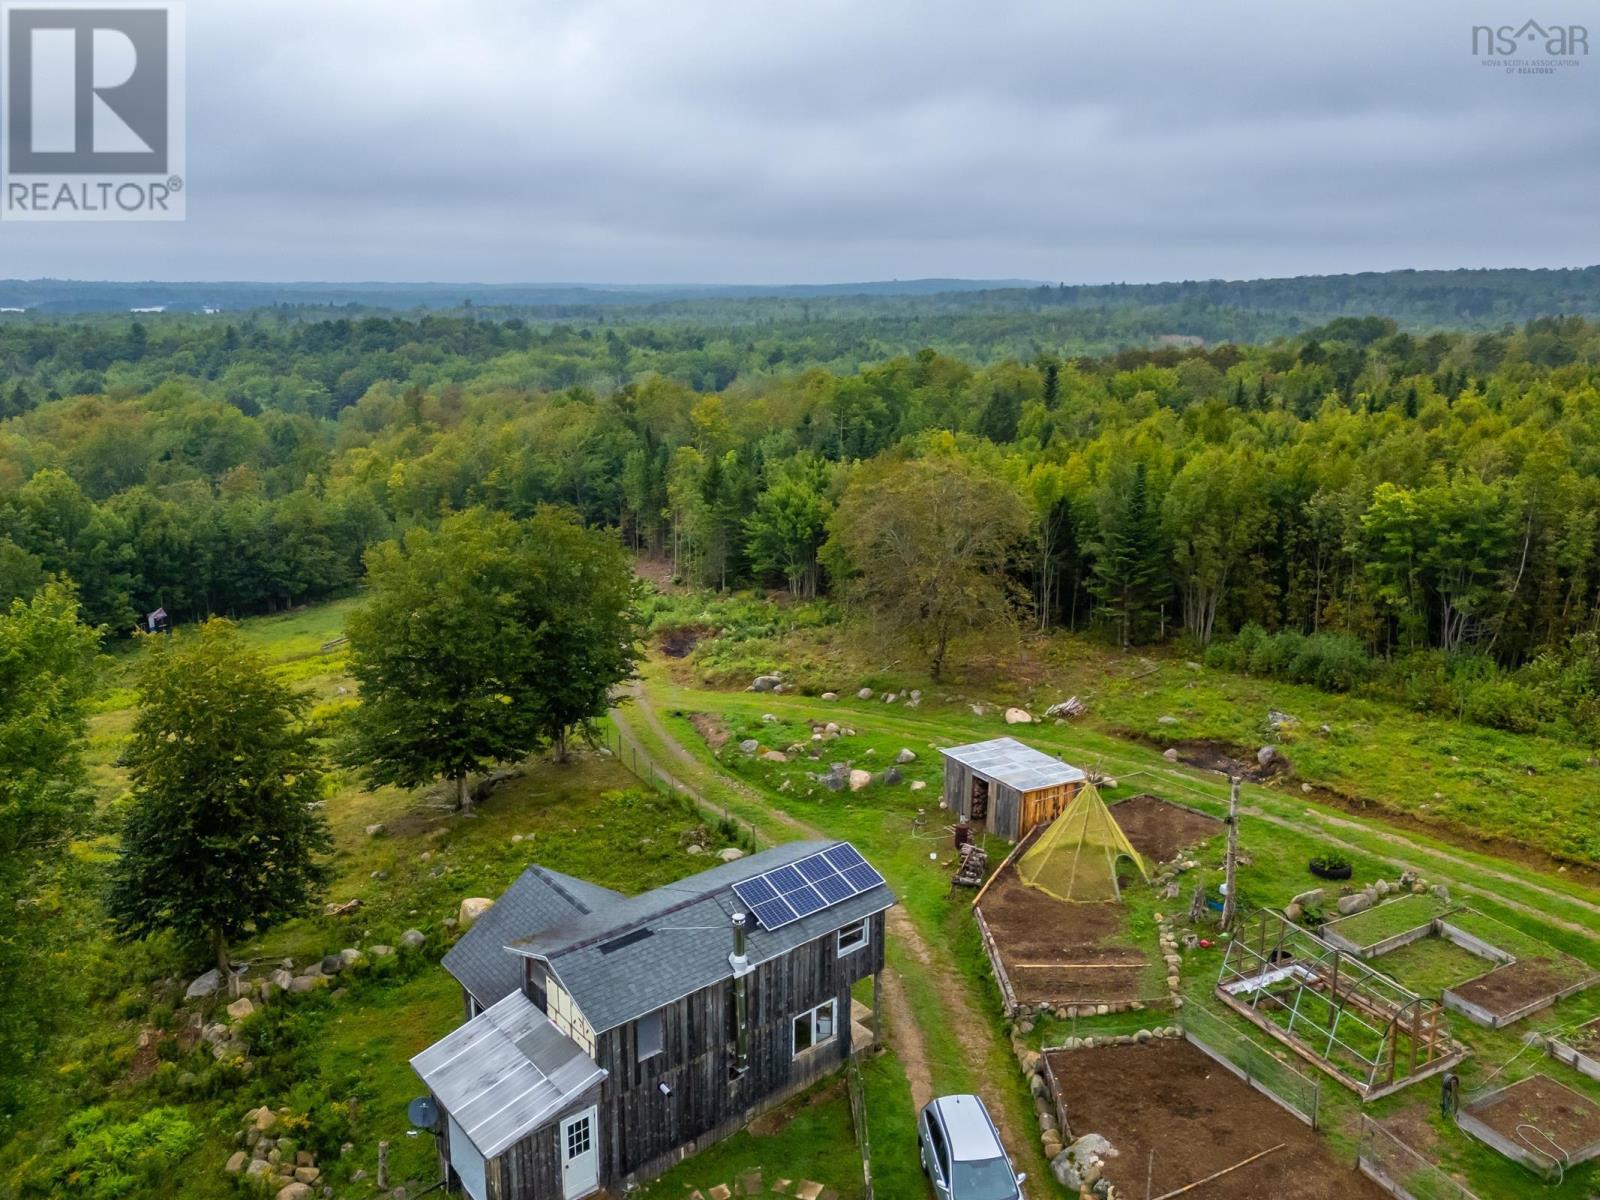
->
[[873, 971, 883, 1048], [377, 1140, 390, 1189], [1220, 777, 1240, 931]]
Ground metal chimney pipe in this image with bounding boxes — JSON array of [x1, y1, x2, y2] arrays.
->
[[731, 912, 750, 1075]]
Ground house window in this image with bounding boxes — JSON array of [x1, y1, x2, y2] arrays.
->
[[636, 1009, 664, 1061], [837, 919, 869, 957], [792, 998, 837, 1056]]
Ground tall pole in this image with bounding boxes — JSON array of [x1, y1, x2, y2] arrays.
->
[[1221, 776, 1240, 931]]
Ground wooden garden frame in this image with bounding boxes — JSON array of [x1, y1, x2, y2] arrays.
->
[[1214, 911, 1467, 1101]]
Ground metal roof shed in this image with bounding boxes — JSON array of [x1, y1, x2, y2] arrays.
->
[[940, 736, 1085, 841]]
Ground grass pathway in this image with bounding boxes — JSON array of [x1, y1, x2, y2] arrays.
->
[[612, 676, 1041, 1181]]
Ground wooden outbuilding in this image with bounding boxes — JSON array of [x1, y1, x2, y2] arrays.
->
[[940, 736, 1085, 841]]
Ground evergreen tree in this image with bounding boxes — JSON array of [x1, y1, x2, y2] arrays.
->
[[1088, 463, 1166, 648]]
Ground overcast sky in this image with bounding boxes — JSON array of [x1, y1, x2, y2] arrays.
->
[[2, 0, 1596, 284]]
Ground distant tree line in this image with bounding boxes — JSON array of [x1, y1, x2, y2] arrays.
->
[[5, 310, 1600, 725]]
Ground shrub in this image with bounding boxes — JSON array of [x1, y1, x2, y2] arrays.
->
[[37, 1106, 200, 1198]]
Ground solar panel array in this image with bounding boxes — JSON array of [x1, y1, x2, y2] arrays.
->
[[732, 844, 885, 931]]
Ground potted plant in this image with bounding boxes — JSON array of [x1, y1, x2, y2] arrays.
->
[[1309, 852, 1353, 880]]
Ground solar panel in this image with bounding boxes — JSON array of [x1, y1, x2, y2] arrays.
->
[[823, 844, 865, 870], [732, 842, 886, 931]]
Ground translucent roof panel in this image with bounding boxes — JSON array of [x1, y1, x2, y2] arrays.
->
[[939, 737, 1086, 791], [412, 992, 604, 1158]]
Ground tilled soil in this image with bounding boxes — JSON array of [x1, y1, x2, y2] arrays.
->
[[1110, 792, 1224, 864], [1045, 1040, 1388, 1200], [1448, 957, 1583, 1018], [1464, 1074, 1600, 1159], [977, 867, 1148, 1006]]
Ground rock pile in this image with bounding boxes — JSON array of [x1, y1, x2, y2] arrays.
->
[[225, 1106, 327, 1198]]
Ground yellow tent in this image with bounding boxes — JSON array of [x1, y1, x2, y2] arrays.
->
[[1015, 783, 1149, 903]]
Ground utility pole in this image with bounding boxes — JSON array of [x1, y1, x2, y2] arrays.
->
[[1221, 776, 1240, 931]]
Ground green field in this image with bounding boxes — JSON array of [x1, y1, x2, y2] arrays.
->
[[13, 592, 1600, 1200]]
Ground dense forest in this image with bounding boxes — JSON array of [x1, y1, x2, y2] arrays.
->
[[6, 300, 1600, 738]]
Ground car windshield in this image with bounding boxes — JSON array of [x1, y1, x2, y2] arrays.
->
[[950, 1156, 1018, 1200]]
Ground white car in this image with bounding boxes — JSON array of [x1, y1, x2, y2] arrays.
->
[[917, 1094, 1026, 1200]]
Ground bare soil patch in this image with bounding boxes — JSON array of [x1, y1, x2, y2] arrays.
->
[[1463, 1074, 1600, 1161], [1045, 1041, 1387, 1200], [689, 712, 731, 751], [1448, 957, 1577, 1019], [658, 624, 711, 658], [1110, 793, 1224, 864], [976, 864, 1147, 1007]]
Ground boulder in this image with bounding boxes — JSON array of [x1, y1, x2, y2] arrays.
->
[[1162, 748, 1179, 762], [857, 687, 874, 700], [1157, 714, 1179, 726], [1336, 892, 1374, 916], [910, 780, 926, 791], [1267, 709, 1298, 730], [294, 1166, 321, 1184], [1291, 888, 1324, 908], [820, 692, 838, 701], [896, 748, 917, 764], [226, 997, 255, 1021], [717, 848, 745, 863], [246, 1159, 273, 1178], [1257, 745, 1285, 770], [686, 843, 704, 855], [320, 954, 344, 975], [825, 722, 840, 734], [738, 738, 760, 754], [1374, 879, 1393, 897], [185, 969, 222, 1001], [1051, 1133, 1117, 1191], [288, 975, 325, 994], [883, 693, 897, 704], [1004, 707, 1032, 725], [458, 897, 495, 929], [252, 1107, 279, 1132], [820, 767, 847, 792], [370, 944, 393, 958], [848, 769, 873, 792], [226, 1151, 248, 1174], [750, 675, 782, 692], [880, 767, 903, 786], [275, 1184, 312, 1200], [760, 750, 788, 764], [400, 929, 426, 950], [365, 823, 386, 837], [761, 713, 777, 722]]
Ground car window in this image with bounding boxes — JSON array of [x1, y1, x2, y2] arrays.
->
[[925, 1114, 948, 1178], [950, 1156, 1019, 1200]]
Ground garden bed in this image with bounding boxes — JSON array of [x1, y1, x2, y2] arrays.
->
[[1318, 895, 1449, 958], [974, 858, 1149, 1013], [1043, 1040, 1387, 1200], [1107, 793, 1223, 864], [1444, 957, 1599, 1029], [1547, 1017, 1600, 1085], [1457, 1074, 1600, 1178]]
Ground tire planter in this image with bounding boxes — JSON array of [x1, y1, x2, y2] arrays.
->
[[1309, 859, 1353, 880]]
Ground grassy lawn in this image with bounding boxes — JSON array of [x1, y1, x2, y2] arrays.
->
[[1319, 894, 1450, 950]]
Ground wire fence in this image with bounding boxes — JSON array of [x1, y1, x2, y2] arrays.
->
[[599, 717, 761, 848], [1180, 1001, 1322, 1130], [1356, 1115, 1482, 1200]]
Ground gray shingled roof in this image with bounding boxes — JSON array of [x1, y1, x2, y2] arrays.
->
[[508, 841, 894, 1034], [442, 866, 625, 1008], [940, 737, 1085, 791], [411, 991, 603, 1158]]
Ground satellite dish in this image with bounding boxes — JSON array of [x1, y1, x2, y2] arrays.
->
[[408, 1096, 440, 1130]]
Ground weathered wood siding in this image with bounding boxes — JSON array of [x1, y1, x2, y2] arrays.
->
[[589, 911, 887, 1191], [486, 1085, 601, 1200], [943, 757, 1074, 841]]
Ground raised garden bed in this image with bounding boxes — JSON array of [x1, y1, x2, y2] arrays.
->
[[1457, 1074, 1600, 1179], [1547, 1017, 1600, 1085], [1319, 895, 1450, 958]]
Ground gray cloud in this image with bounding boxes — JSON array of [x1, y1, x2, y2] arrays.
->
[[1, 0, 1595, 283]]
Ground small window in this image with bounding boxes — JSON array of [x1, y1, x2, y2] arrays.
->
[[792, 998, 837, 1056], [635, 1009, 664, 1060], [837, 919, 869, 957]]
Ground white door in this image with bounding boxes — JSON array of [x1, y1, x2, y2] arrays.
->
[[560, 1106, 599, 1199], [448, 1117, 488, 1200]]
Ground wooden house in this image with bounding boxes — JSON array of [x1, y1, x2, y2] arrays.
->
[[413, 841, 893, 1200], [940, 736, 1085, 841]]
